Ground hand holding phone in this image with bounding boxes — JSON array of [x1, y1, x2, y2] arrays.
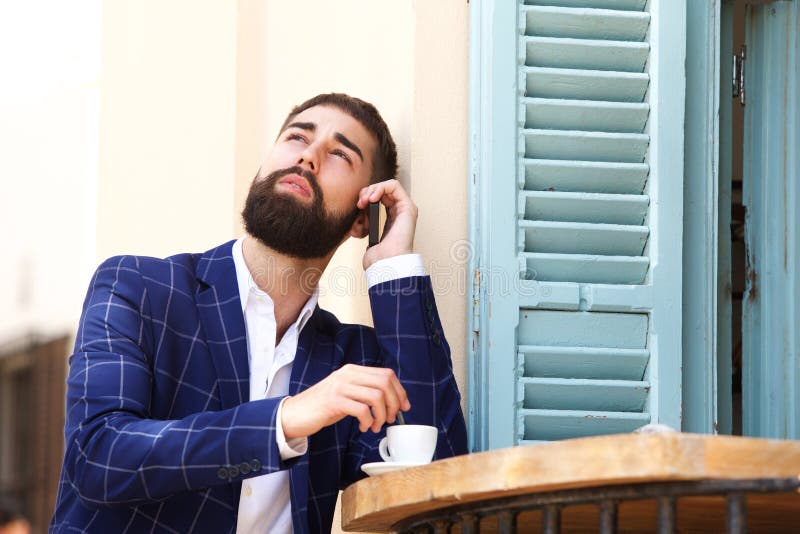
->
[[358, 179, 417, 270]]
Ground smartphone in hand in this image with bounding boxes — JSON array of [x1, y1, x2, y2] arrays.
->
[[368, 201, 382, 248]]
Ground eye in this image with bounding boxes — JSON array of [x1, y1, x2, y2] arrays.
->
[[286, 133, 307, 143], [331, 149, 352, 164]]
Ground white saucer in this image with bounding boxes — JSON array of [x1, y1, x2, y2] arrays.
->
[[361, 461, 427, 477]]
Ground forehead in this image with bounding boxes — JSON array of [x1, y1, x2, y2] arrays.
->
[[288, 106, 376, 154]]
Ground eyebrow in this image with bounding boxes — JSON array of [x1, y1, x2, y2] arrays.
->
[[334, 132, 364, 163], [285, 121, 364, 163], [286, 121, 316, 132]]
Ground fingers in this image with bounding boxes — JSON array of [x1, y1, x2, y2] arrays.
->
[[342, 365, 411, 432], [341, 384, 388, 433], [356, 180, 418, 263], [356, 179, 413, 210], [337, 396, 375, 434], [356, 366, 411, 413]]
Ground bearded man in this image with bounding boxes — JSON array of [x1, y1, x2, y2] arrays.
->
[[49, 93, 468, 533]]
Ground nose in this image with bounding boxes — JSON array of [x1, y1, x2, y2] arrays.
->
[[296, 143, 318, 174]]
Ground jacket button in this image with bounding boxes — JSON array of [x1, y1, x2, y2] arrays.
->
[[250, 459, 262, 472], [426, 308, 435, 322], [227, 465, 240, 478], [217, 467, 229, 480], [425, 299, 433, 311], [432, 331, 441, 346], [239, 461, 251, 475]]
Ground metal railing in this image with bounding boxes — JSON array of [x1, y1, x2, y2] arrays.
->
[[394, 478, 800, 533]]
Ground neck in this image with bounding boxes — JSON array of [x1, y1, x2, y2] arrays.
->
[[241, 234, 334, 340]]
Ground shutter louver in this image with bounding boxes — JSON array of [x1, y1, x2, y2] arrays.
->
[[516, 0, 658, 445]]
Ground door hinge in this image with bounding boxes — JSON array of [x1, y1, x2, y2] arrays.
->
[[733, 44, 746, 106], [471, 268, 481, 333]]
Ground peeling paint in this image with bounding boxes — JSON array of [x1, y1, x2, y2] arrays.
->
[[745, 256, 758, 303]]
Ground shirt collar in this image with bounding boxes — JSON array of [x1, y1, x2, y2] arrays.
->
[[231, 237, 319, 332]]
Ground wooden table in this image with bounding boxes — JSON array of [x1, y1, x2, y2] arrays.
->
[[341, 433, 800, 533]]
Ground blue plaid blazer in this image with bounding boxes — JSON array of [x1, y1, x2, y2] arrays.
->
[[50, 240, 468, 533]]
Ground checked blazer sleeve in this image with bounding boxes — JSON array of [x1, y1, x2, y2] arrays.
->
[[61, 256, 293, 506], [340, 275, 468, 487]]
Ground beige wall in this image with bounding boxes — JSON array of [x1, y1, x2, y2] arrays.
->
[[411, 0, 470, 410], [97, 1, 238, 259]]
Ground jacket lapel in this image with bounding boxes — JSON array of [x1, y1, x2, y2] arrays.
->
[[194, 240, 250, 410]]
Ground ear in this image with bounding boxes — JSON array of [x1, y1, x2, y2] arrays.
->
[[349, 208, 369, 239]]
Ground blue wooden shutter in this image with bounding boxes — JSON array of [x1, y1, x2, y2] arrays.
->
[[741, 1, 800, 439], [469, 0, 686, 449]]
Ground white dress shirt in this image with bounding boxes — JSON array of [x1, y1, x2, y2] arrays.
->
[[232, 237, 425, 533]]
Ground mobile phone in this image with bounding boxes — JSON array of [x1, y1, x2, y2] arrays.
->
[[368, 201, 382, 248]]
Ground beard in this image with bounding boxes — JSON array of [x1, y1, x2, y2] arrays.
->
[[241, 166, 360, 259]]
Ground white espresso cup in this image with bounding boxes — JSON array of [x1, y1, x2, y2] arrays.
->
[[378, 424, 438, 464]]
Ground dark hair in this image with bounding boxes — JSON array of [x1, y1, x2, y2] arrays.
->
[[279, 93, 398, 185]]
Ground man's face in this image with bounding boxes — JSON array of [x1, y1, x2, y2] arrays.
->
[[242, 105, 376, 259]]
